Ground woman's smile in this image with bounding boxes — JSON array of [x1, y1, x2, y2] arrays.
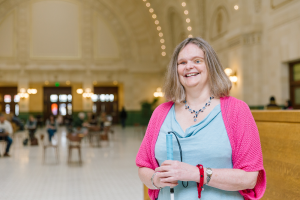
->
[[185, 72, 200, 77]]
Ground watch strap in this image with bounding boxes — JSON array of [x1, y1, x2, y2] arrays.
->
[[206, 168, 213, 185]]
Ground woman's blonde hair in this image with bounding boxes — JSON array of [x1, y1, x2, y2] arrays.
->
[[163, 37, 232, 102]]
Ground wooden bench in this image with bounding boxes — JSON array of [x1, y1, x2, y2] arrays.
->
[[252, 110, 300, 200]]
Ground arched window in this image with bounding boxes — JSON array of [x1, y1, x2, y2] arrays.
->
[[168, 7, 185, 51]]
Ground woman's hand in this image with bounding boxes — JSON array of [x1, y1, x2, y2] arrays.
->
[[153, 172, 178, 188], [155, 160, 199, 184]]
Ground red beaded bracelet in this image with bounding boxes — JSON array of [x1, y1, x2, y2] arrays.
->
[[196, 164, 204, 199]]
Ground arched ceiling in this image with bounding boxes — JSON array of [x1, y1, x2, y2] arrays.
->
[[0, 0, 183, 72]]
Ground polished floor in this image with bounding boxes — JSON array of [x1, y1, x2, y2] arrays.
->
[[0, 126, 144, 200]]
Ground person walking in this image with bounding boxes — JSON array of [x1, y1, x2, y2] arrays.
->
[[120, 107, 127, 129]]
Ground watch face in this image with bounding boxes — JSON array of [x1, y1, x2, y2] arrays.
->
[[207, 169, 213, 175]]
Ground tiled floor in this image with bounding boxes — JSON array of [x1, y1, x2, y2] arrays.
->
[[0, 126, 144, 200]]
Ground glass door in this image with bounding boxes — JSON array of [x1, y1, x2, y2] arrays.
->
[[0, 87, 18, 116], [93, 87, 118, 124], [44, 87, 72, 124]]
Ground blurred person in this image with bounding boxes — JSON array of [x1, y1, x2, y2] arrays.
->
[[73, 112, 89, 129], [99, 112, 107, 130], [120, 107, 127, 129], [65, 115, 73, 133], [73, 125, 88, 135], [35, 114, 43, 128], [46, 115, 58, 142], [0, 113, 13, 157], [72, 113, 89, 135], [266, 96, 280, 110], [283, 100, 293, 110], [87, 112, 92, 123], [56, 114, 63, 125], [12, 114, 24, 130], [26, 115, 37, 140], [88, 113, 98, 126]]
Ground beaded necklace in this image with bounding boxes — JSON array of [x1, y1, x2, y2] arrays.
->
[[183, 96, 214, 122]]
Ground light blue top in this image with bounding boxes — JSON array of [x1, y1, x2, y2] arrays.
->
[[155, 104, 243, 200]]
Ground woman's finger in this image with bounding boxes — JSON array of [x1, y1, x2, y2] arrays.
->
[[156, 172, 173, 179], [161, 160, 175, 166], [161, 177, 177, 183], [155, 166, 171, 172], [160, 180, 178, 187]]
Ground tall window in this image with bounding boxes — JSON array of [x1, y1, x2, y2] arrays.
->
[[289, 61, 300, 109]]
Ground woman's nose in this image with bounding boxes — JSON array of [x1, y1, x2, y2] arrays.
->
[[186, 61, 194, 70]]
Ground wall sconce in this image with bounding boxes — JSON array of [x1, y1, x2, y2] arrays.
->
[[18, 88, 29, 99], [224, 68, 238, 84], [83, 88, 93, 98], [77, 88, 83, 94], [154, 87, 164, 97], [27, 88, 37, 94]]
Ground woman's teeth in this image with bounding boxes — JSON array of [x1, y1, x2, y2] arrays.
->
[[186, 73, 199, 77]]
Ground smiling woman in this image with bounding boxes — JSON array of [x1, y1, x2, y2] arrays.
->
[[164, 38, 231, 103], [136, 37, 266, 200]]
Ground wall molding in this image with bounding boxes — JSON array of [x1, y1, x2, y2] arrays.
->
[[271, 0, 294, 9]]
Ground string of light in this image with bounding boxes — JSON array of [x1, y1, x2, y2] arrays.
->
[[142, 0, 166, 56], [181, 2, 193, 38]]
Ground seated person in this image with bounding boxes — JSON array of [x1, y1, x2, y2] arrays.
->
[[26, 115, 37, 140], [0, 113, 13, 157], [89, 114, 98, 126], [12, 114, 24, 130], [73, 112, 89, 128], [73, 125, 88, 135], [105, 115, 113, 127], [46, 115, 58, 142], [56, 114, 63, 125], [283, 100, 293, 110], [35, 114, 43, 129], [266, 96, 280, 110], [98, 112, 107, 130]]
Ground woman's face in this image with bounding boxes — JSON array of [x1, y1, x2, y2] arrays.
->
[[177, 43, 209, 90]]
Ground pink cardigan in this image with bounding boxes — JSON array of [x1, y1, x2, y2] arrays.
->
[[136, 96, 266, 200]]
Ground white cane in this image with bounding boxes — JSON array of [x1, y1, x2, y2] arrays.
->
[[166, 133, 175, 200]]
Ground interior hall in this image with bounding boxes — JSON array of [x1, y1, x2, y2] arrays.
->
[[0, 0, 299, 200]]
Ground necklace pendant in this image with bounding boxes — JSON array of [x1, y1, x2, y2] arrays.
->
[[184, 96, 214, 122]]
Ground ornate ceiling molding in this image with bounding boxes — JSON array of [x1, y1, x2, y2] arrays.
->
[[0, 0, 164, 72]]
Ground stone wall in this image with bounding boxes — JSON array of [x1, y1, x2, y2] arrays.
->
[[203, 0, 300, 106]]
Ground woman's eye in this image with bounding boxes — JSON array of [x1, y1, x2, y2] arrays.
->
[[179, 62, 186, 65], [195, 60, 201, 64]]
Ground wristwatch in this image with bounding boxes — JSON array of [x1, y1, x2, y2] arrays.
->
[[151, 172, 162, 190], [206, 168, 213, 185]]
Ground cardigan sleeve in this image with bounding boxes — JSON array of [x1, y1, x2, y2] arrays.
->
[[136, 106, 159, 169], [135, 102, 173, 200], [135, 107, 161, 200], [233, 101, 266, 200], [135, 125, 155, 169]]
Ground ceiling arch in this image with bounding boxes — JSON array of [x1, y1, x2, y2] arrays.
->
[[0, 0, 166, 72]]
